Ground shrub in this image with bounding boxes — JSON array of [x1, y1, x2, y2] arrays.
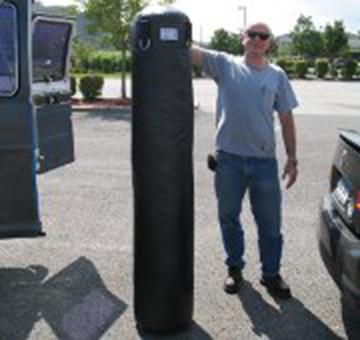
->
[[85, 51, 130, 73], [307, 59, 315, 69], [87, 54, 100, 72], [356, 63, 360, 77], [276, 58, 287, 70], [315, 59, 329, 79], [294, 60, 308, 79], [71, 48, 131, 74], [276, 58, 294, 77], [192, 64, 203, 78], [101, 54, 117, 73], [340, 59, 358, 80], [79, 75, 104, 100], [70, 76, 77, 97], [330, 66, 338, 79]]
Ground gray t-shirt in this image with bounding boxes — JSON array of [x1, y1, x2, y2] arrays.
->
[[202, 49, 298, 158]]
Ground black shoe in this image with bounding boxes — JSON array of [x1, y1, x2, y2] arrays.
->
[[260, 274, 292, 299], [224, 266, 243, 294]]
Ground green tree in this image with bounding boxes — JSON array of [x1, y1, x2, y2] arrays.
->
[[71, 38, 96, 72], [64, 4, 79, 17], [209, 29, 243, 55], [158, 0, 176, 4], [323, 21, 349, 62], [290, 15, 324, 59], [82, 0, 147, 98]]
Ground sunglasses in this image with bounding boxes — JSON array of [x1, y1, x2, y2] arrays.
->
[[247, 31, 271, 41]]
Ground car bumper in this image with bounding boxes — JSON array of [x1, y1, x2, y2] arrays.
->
[[319, 193, 360, 311]]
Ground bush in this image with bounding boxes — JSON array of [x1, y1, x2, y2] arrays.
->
[[315, 59, 329, 79], [88, 54, 103, 72], [70, 76, 77, 97], [276, 58, 294, 77], [86, 51, 130, 73], [307, 59, 315, 69], [79, 75, 104, 100], [356, 63, 360, 77], [192, 64, 203, 78], [294, 60, 308, 79], [276, 58, 287, 70], [71, 46, 131, 74], [340, 59, 358, 80]]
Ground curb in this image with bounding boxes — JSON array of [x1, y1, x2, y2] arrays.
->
[[72, 105, 131, 113], [71, 102, 199, 112]]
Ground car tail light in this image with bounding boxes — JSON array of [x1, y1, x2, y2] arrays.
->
[[356, 191, 360, 210]]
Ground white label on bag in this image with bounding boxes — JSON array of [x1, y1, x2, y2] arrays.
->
[[160, 27, 179, 41]]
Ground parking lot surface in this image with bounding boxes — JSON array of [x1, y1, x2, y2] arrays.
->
[[1, 79, 360, 339]]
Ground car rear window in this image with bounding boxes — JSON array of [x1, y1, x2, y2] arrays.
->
[[0, 4, 18, 96]]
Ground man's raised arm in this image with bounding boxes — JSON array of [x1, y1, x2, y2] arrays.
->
[[191, 46, 204, 66]]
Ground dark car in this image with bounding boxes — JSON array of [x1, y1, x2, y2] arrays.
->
[[319, 129, 360, 312]]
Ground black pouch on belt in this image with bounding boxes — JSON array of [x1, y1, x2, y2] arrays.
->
[[207, 153, 217, 171]]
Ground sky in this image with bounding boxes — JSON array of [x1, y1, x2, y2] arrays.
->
[[41, 0, 360, 42]]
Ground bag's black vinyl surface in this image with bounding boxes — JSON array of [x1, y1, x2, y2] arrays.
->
[[131, 5, 194, 333]]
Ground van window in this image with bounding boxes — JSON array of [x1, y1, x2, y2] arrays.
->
[[0, 4, 18, 96], [33, 18, 72, 82]]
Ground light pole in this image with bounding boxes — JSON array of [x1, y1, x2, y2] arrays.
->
[[238, 5, 247, 31]]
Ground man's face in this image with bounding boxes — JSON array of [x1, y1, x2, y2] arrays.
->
[[241, 23, 272, 56]]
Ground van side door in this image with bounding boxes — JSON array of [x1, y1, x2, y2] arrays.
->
[[32, 16, 74, 173]]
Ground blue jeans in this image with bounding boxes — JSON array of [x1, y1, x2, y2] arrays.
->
[[215, 150, 283, 277]]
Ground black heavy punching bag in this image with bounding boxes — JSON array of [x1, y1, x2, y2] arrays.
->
[[131, 5, 194, 333]]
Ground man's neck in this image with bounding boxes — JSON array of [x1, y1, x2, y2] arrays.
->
[[244, 53, 267, 66]]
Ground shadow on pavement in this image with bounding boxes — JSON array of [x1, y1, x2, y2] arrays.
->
[[0, 257, 127, 340], [341, 297, 360, 340], [237, 280, 342, 340], [0, 265, 47, 339], [138, 321, 213, 340], [84, 109, 131, 122]]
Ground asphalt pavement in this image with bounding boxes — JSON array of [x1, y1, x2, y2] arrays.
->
[[1, 79, 360, 339]]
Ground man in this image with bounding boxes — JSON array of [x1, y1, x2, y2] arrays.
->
[[192, 22, 298, 299]]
